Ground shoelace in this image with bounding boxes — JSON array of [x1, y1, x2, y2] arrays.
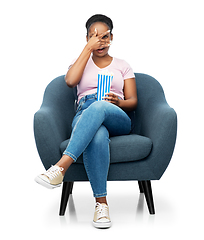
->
[[95, 202, 109, 220], [44, 165, 64, 180]]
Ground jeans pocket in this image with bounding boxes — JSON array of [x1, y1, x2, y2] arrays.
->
[[76, 101, 84, 114]]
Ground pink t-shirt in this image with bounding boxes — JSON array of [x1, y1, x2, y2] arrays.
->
[[71, 57, 135, 103]]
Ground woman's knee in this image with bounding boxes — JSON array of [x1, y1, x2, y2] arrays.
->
[[88, 101, 110, 113]]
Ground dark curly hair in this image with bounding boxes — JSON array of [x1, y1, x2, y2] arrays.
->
[[85, 14, 113, 35]]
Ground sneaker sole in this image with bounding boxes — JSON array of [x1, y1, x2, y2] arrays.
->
[[93, 221, 112, 229], [35, 176, 62, 189]]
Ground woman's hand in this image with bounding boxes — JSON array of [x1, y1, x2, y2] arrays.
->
[[65, 29, 111, 88], [103, 93, 121, 107], [86, 28, 111, 52], [103, 78, 138, 111]]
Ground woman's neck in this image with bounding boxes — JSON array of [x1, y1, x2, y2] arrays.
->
[[92, 54, 113, 69]]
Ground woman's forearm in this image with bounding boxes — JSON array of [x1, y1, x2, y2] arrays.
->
[[118, 97, 138, 112], [65, 29, 110, 88], [65, 45, 92, 88]]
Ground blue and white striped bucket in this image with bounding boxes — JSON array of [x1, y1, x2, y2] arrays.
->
[[97, 71, 113, 101]]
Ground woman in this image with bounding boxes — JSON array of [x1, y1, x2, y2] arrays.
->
[[35, 14, 137, 228]]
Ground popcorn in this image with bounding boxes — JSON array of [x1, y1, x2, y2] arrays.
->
[[97, 70, 113, 101]]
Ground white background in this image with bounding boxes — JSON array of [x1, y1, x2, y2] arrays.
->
[[1, 0, 204, 239]]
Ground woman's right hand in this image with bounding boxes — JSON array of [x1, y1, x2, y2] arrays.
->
[[65, 29, 111, 88], [86, 28, 111, 52]]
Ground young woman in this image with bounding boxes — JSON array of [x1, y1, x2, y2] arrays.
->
[[35, 14, 137, 228]]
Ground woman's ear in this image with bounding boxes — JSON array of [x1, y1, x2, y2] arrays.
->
[[111, 33, 113, 41], [86, 35, 88, 42]]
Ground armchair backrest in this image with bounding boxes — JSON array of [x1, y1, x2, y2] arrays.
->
[[133, 73, 168, 135], [41, 73, 168, 138], [41, 75, 76, 139]]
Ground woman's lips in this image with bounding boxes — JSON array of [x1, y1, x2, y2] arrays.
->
[[97, 48, 105, 53]]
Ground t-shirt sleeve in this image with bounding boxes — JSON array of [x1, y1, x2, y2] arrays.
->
[[122, 60, 135, 80]]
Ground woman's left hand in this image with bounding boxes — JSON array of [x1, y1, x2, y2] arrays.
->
[[103, 93, 121, 107]]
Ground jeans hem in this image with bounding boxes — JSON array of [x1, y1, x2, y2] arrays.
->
[[94, 192, 107, 198], [63, 152, 77, 162]]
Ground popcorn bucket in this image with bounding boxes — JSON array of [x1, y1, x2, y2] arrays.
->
[[97, 71, 113, 101]]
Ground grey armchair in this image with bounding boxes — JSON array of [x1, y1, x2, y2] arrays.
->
[[34, 73, 177, 216]]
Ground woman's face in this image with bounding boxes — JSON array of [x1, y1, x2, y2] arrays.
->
[[87, 22, 113, 57]]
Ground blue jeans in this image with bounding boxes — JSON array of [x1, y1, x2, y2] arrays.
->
[[63, 93, 131, 198]]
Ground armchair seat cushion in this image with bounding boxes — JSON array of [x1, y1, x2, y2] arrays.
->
[[60, 134, 152, 164]]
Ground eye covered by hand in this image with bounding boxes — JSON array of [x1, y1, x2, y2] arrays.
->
[[87, 29, 111, 51]]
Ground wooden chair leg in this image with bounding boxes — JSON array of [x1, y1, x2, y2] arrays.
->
[[141, 180, 155, 215], [138, 181, 144, 193], [59, 182, 74, 216], [69, 182, 74, 194]]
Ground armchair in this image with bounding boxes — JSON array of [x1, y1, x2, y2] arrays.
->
[[34, 73, 177, 216]]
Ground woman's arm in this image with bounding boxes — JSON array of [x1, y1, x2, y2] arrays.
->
[[65, 46, 92, 88], [104, 77, 138, 111], [65, 29, 111, 88]]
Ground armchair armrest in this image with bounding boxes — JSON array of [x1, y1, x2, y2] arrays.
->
[[34, 76, 76, 170], [140, 102, 177, 179], [34, 106, 73, 170]]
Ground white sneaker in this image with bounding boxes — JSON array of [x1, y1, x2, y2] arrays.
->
[[35, 165, 64, 189], [93, 202, 112, 229]]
